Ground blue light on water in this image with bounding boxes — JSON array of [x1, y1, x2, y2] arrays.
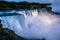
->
[[0, 9, 60, 40]]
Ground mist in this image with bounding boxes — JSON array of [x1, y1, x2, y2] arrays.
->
[[0, 9, 60, 40]]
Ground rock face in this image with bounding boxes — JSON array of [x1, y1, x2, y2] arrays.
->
[[0, 20, 24, 40]]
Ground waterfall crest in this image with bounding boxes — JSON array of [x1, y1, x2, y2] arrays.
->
[[0, 9, 60, 40]]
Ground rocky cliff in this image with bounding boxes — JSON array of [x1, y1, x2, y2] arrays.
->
[[0, 20, 24, 40]]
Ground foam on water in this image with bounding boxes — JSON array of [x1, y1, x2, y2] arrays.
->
[[0, 9, 60, 40]]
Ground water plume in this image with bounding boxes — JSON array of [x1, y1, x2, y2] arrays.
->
[[0, 9, 60, 40]]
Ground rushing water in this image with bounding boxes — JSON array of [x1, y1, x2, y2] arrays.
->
[[0, 9, 60, 40]]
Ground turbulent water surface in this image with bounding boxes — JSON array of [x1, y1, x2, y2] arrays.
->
[[0, 9, 60, 40]]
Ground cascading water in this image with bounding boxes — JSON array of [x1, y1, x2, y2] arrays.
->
[[0, 9, 60, 40]]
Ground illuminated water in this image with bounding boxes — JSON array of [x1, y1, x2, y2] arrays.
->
[[0, 9, 60, 40]]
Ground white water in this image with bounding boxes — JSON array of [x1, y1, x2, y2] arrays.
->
[[51, 0, 60, 13], [0, 9, 60, 40]]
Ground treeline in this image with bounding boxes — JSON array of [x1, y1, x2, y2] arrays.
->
[[0, 1, 51, 10]]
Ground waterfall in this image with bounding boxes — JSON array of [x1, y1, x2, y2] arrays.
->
[[0, 9, 60, 40]]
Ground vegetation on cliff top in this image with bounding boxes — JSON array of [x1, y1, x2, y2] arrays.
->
[[0, 1, 51, 10]]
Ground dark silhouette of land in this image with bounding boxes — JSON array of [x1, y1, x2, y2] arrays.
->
[[0, 1, 51, 10]]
